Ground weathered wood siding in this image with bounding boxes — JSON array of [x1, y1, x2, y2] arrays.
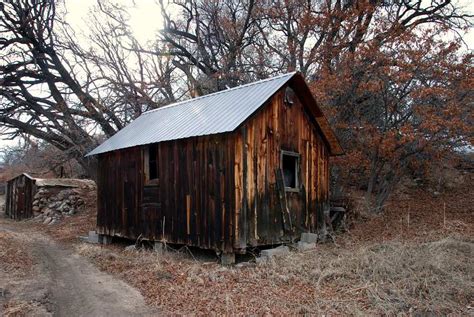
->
[[97, 135, 237, 252], [97, 84, 331, 252], [5, 174, 35, 220], [235, 86, 330, 247]]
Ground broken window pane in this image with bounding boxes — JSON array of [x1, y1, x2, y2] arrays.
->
[[149, 144, 158, 180], [282, 152, 298, 189]]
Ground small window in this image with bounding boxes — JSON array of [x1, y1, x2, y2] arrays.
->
[[281, 150, 299, 191], [145, 144, 159, 184], [148, 145, 158, 179], [284, 86, 295, 106]]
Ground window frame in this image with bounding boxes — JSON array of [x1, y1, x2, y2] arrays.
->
[[144, 144, 159, 185], [280, 150, 300, 192]]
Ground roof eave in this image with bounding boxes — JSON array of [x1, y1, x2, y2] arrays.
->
[[290, 73, 344, 156]]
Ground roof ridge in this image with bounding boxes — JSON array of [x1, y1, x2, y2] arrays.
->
[[143, 72, 296, 115]]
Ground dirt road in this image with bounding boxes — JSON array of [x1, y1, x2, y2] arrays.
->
[[0, 218, 157, 316]]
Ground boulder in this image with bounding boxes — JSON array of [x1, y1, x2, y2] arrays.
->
[[296, 241, 316, 252], [260, 245, 290, 258], [125, 245, 136, 251], [300, 232, 319, 243]]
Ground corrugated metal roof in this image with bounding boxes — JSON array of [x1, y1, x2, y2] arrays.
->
[[87, 72, 296, 156]]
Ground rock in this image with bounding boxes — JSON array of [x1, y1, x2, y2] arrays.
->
[[260, 245, 290, 258], [43, 217, 52, 224], [56, 191, 67, 200], [256, 256, 271, 266], [296, 241, 316, 252], [57, 201, 68, 212], [48, 201, 61, 209], [235, 262, 255, 269], [88, 231, 100, 244], [32, 206, 40, 212], [153, 242, 165, 254], [125, 245, 136, 251], [300, 232, 319, 243]]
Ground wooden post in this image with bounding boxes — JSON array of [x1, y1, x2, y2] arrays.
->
[[275, 168, 292, 232], [186, 195, 191, 235]]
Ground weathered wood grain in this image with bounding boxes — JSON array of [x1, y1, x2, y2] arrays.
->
[[96, 82, 331, 253]]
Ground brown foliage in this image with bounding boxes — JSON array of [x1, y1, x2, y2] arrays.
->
[[1, 0, 472, 203]]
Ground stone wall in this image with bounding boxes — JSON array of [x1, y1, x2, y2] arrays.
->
[[32, 181, 96, 225]]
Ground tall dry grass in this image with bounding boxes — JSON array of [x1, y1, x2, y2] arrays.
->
[[76, 235, 473, 315]]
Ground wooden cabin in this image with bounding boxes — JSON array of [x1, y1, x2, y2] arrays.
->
[[87, 72, 343, 257]]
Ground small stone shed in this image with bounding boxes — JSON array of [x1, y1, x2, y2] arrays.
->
[[5, 173, 96, 220]]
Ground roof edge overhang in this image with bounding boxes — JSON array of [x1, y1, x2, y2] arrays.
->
[[85, 71, 343, 157], [289, 73, 344, 156], [7, 172, 35, 182]]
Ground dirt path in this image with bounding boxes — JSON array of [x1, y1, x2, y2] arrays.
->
[[0, 219, 157, 316]]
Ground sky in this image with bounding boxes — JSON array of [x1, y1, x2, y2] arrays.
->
[[65, 0, 474, 49], [65, 0, 164, 45], [1, 0, 473, 151]]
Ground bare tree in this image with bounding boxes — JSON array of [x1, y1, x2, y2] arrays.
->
[[0, 0, 183, 177], [153, 0, 261, 95], [0, 0, 471, 208], [0, 0, 120, 176]]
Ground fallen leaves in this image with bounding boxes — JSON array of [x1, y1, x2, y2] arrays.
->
[[31, 169, 474, 315]]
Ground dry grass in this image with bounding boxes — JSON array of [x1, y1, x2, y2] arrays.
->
[[277, 236, 473, 315], [76, 234, 473, 315], [15, 169, 466, 315], [0, 231, 33, 277], [0, 231, 43, 317], [2, 300, 47, 317], [72, 172, 474, 315], [345, 173, 474, 244]]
